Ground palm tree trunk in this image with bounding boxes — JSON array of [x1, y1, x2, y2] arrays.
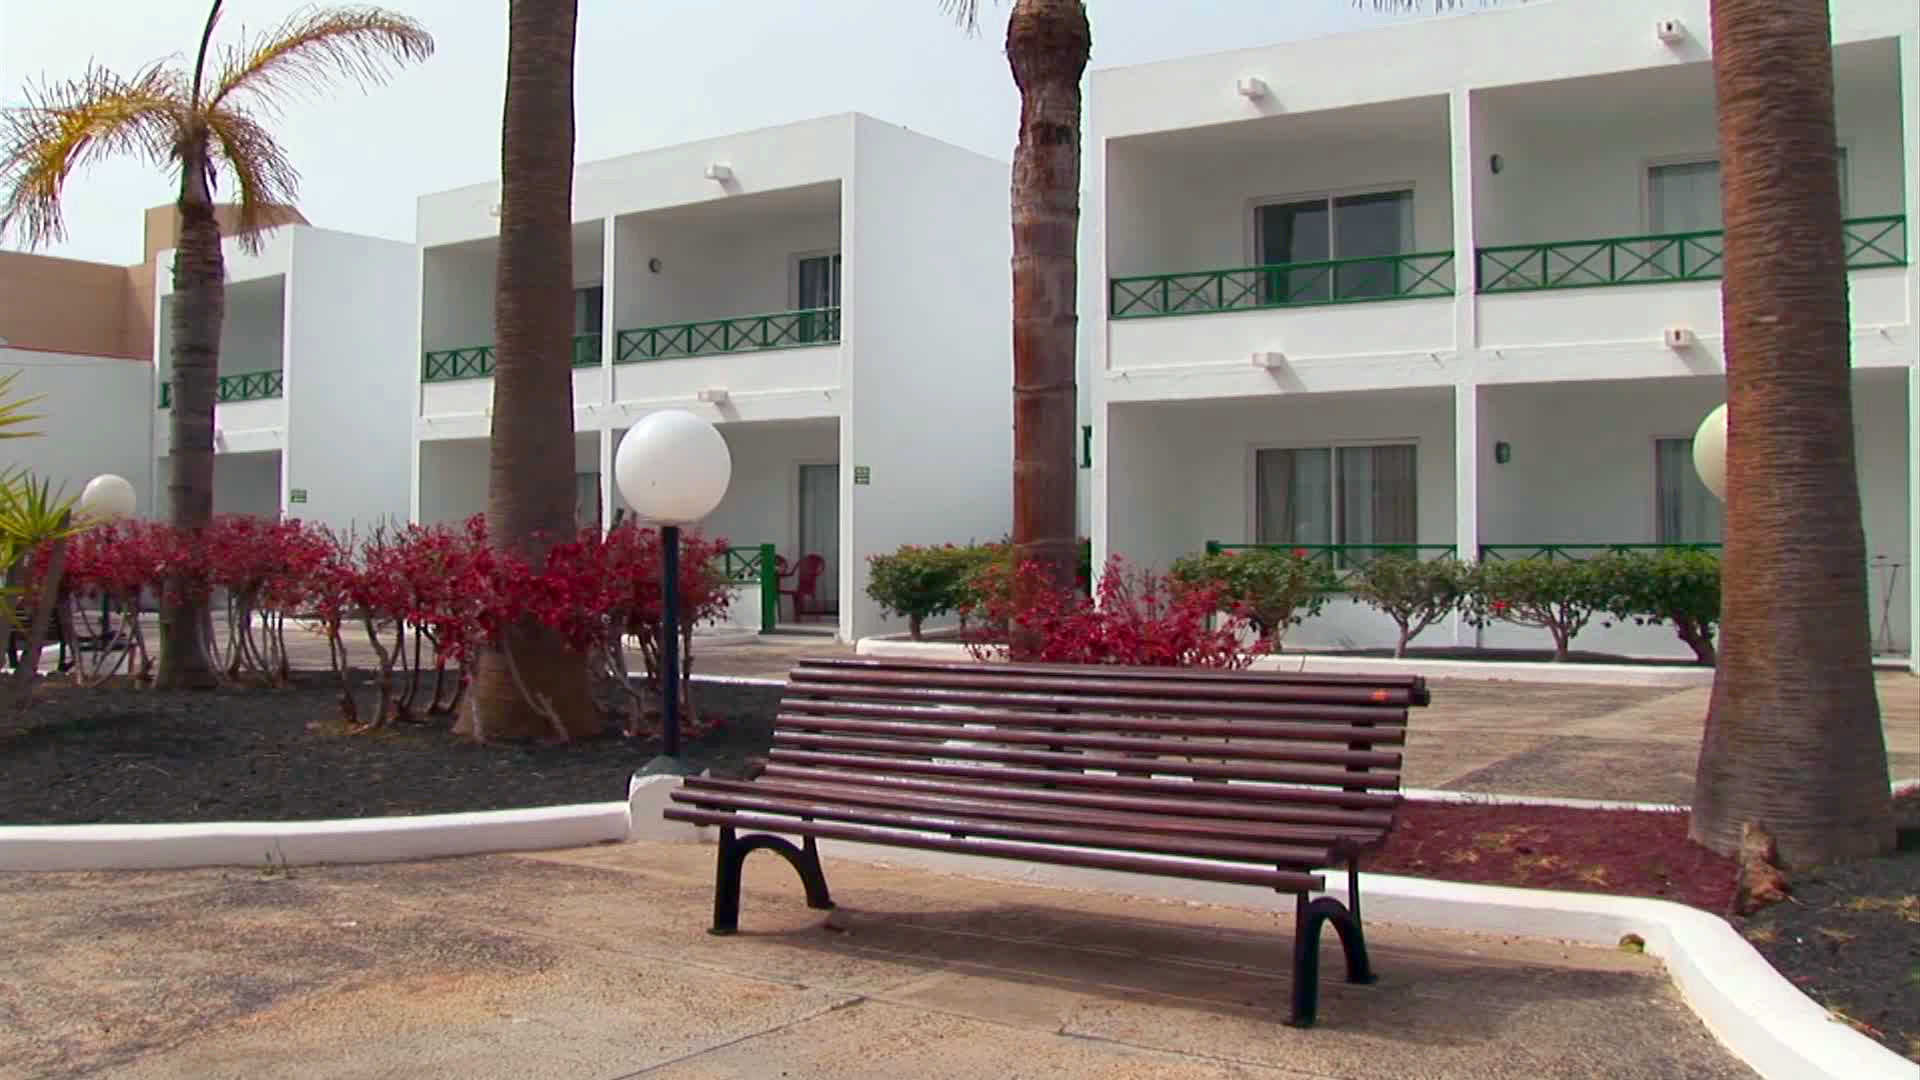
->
[[155, 140, 222, 690], [459, 0, 595, 740], [1005, 0, 1089, 657], [1689, 0, 1894, 864]]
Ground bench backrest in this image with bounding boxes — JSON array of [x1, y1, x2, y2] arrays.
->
[[766, 657, 1417, 833]]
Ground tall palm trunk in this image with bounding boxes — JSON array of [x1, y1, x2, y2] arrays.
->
[[1006, 0, 1089, 654], [461, 0, 594, 739], [156, 135, 223, 690], [1689, 0, 1893, 864]]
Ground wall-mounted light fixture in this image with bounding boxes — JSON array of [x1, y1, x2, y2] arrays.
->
[[1489, 153, 1504, 174], [647, 257, 664, 273], [1236, 77, 1270, 101], [704, 162, 733, 183], [1494, 441, 1512, 465]]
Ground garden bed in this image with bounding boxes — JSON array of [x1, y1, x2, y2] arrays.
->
[[0, 674, 773, 825]]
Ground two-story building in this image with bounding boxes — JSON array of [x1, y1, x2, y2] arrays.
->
[[1088, 0, 1917, 667], [411, 113, 1013, 642], [151, 225, 418, 536]]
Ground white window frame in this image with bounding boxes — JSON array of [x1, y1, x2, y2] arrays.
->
[[1244, 181, 1420, 268], [789, 249, 842, 311], [1243, 437, 1422, 547]]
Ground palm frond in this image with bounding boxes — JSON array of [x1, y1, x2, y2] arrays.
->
[[203, 105, 299, 252], [0, 373, 45, 440], [207, 5, 434, 114], [0, 64, 186, 250], [940, 0, 986, 36]]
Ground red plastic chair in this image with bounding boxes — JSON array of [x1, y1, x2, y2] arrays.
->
[[778, 554, 827, 622]]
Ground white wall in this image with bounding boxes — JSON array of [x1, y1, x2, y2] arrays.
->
[[421, 224, 604, 354], [285, 229, 418, 537], [843, 117, 1014, 640], [417, 438, 488, 526], [212, 450, 281, 519], [612, 194, 839, 330], [0, 348, 155, 515]]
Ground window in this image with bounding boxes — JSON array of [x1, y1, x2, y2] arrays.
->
[[1654, 438, 1722, 543], [796, 253, 841, 310], [1254, 189, 1414, 302], [1648, 149, 1848, 234], [574, 471, 602, 532], [1255, 444, 1418, 552], [572, 285, 603, 336]]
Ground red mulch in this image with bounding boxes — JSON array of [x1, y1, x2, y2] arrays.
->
[[1366, 800, 1738, 913]]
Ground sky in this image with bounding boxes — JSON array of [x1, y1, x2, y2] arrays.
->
[[0, 1, 1447, 266]]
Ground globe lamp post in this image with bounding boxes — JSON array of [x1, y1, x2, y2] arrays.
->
[[613, 410, 731, 773], [1693, 403, 1727, 500]]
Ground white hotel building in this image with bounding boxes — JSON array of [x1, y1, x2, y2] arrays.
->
[[1086, 0, 1917, 666], [408, 113, 1013, 642]]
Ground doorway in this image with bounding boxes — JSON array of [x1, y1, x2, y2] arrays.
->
[[796, 463, 840, 617]]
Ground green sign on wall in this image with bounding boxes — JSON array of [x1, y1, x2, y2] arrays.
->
[[289, 488, 308, 504], [852, 466, 871, 486]]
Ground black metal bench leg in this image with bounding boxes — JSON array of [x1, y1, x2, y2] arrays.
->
[[1342, 858, 1377, 985], [1287, 878, 1378, 1027], [708, 827, 836, 937]]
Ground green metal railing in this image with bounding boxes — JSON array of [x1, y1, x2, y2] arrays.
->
[[1110, 251, 1455, 319], [718, 543, 779, 633], [421, 334, 602, 383], [1204, 543, 1460, 587], [156, 368, 284, 409], [616, 307, 841, 363], [1478, 543, 1722, 561], [1477, 214, 1906, 294]]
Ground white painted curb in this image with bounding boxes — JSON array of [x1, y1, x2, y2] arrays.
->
[[0, 802, 631, 872], [630, 774, 1912, 1080], [853, 637, 1719, 688]]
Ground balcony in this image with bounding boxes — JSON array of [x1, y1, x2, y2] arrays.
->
[[1476, 215, 1906, 293], [157, 368, 285, 408], [420, 334, 603, 383], [1111, 252, 1455, 319], [613, 307, 841, 362]]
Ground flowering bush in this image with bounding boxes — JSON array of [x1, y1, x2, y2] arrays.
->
[[865, 544, 982, 639], [1591, 548, 1721, 665], [1465, 557, 1613, 662], [1348, 553, 1469, 658], [963, 556, 1251, 668], [1168, 547, 1338, 652]]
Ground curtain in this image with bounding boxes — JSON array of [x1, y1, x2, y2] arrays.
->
[[798, 464, 840, 614], [1655, 438, 1722, 543], [574, 472, 601, 532], [1332, 190, 1414, 299], [1338, 445, 1417, 549], [1256, 448, 1332, 545]]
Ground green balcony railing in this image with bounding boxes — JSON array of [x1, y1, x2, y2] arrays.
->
[[1478, 543, 1722, 562], [1477, 214, 1907, 294], [156, 369, 284, 409], [616, 307, 841, 363], [1205, 542, 1461, 587], [717, 543, 779, 633], [421, 334, 602, 383], [1110, 251, 1456, 319]]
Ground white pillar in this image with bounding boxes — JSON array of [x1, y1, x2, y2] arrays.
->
[[1448, 88, 1483, 648], [600, 215, 618, 410], [1902, 33, 1920, 673], [1453, 383, 1481, 647], [1448, 88, 1479, 354]]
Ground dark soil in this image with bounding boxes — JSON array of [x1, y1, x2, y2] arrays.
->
[[0, 674, 773, 824], [1733, 790, 1920, 1062], [1363, 800, 1738, 911]]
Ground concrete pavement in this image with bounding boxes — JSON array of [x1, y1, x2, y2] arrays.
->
[[0, 841, 1756, 1079]]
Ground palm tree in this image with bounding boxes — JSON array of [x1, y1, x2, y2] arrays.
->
[[1687, 0, 1892, 865], [943, 1, 1091, 653], [0, 1, 432, 689], [459, 0, 598, 741]]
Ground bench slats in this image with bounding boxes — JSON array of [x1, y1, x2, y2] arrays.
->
[[799, 656, 1430, 705], [662, 806, 1329, 893], [670, 787, 1336, 866], [767, 750, 1403, 809], [770, 714, 1404, 769], [681, 776, 1386, 850], [770, 734, 1401, 789], [778, 699, 1406, 745], [785, 680, 1411, 726], [757, 764, 1399, 829], [792, 660, 1429, 708]]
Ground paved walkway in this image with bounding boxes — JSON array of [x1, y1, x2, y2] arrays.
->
[[1, 841, 1756, 1079]]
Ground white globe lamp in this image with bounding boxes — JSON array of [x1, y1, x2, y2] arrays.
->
[[1692, 404, 1728, 500], [613, 410, 731, 772], [78, 474, 136, 523], [614, 409, 732, 525]]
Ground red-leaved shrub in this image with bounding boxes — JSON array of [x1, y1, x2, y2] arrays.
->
[[962, 556, 1252, 668]]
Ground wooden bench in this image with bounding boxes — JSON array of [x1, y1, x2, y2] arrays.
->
[[664, 656, 1426, 1027]]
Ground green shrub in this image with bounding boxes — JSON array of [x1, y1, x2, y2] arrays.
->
[[1466, 557, 1611, 662], [1348, 553, 1469, 658], [864, 545, 979, 640], [1169, 547, 1338, 652], [1592, 548, 1721, 666]]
